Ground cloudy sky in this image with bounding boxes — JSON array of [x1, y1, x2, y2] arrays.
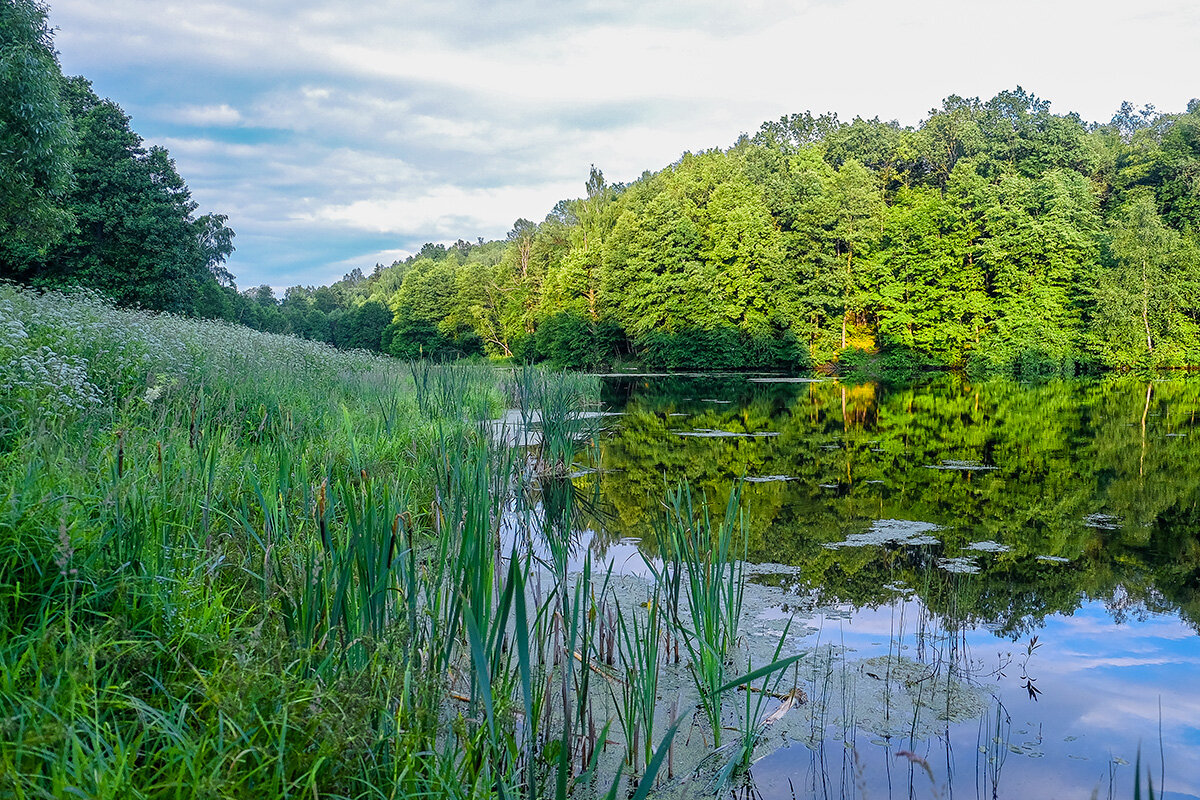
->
[[48, 0, 1200, 290]]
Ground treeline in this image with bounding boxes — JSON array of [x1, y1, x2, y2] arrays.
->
[[6, 2, 1200, 373], [326, 89, 1200, 374]]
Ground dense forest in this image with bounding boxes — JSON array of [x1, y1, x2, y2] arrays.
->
[[4, 1, 1199, 373], [337, 96, 1200, 375]]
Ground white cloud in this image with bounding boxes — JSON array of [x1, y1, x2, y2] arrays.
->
[[310, 180, 581, 237], [172, 104, 243, 126]]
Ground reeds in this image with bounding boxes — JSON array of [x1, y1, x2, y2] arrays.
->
[[614, 587, 663, 770], [650, 482, 748, 747], [0, 285, 794, 800]]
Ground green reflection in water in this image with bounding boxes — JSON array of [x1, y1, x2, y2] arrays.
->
[[589, 374, 1200, 638]]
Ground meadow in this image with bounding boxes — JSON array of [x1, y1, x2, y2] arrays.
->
[[0, 285, 798, 799]]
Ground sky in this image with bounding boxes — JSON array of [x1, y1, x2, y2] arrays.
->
[[46, 0, 1200, 291]]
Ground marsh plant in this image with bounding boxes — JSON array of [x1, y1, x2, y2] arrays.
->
[[2, 285, 804, 800], [650, 482, 749, 747]]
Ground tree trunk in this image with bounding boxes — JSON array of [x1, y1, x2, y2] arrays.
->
[[1142, 258, 1154, 354]]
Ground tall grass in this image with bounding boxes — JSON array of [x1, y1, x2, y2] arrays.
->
[[649, 482, 748, 748], [0, 284, 794, 799]]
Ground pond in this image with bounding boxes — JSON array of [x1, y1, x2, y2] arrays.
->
[[580, 373, 1200, 799]]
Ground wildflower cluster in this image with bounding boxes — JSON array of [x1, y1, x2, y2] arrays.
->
[[0, 297, 102, 419], [0, 284, 402, 429]]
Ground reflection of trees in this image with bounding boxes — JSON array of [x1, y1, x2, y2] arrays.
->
[[589, 375, 1200, 633]]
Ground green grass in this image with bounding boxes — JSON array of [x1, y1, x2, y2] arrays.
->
[[0, 285, 796, 799]]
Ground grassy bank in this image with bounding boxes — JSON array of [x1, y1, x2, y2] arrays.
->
[[0, 286, 800, 800]]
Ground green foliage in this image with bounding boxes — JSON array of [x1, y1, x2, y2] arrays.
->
[[1090, 190, 1200, 369], [0, 0, 74, 269], [532, 311, 625, 369], [27, 79, 209, 311]]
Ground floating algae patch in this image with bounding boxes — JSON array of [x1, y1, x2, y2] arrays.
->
[[966, 540, 1011, 553], [824, 519, 941, 549], [936, 556, 982, 574], [675, 428, 780, 438], [924, 459, 999, 471], [778, 647, 989, 748], [1083, 513, 1121, 530]]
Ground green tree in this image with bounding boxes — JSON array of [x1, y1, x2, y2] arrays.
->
[[1151, 99, 1200, 234], [0, 0, 74, 273], [871, 186, 985, 364], [1092, 191, 1200, 368], [965, 166, 1100, 375], [547, 167, 619, 324], [195, 212, 236, 287], [830, 159, 885, 348], [39, 78, 217, 312], [338, 300, 391, 352]]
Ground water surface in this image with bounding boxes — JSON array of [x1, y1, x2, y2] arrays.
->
[[586, 374, 1200, 798]]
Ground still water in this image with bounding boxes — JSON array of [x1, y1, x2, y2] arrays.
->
[[585, 373, 1200, 799]]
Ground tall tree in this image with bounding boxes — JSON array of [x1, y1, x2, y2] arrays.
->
[[872, 186, 985, 364], [1092, 191, 1200, 367], [195, 212, 236, 287], [830, 159, 885, 348], [40, 78, 215, 312], [0, 0, 74, 273]]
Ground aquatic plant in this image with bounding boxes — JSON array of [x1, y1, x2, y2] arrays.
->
[[647, 482, 747, 747]]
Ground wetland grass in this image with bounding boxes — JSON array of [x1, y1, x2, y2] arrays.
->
[[0, 285, 801, 799], [651, 482, 748, 748]]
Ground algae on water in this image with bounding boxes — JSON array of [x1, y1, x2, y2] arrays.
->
[[824, 519, 941, 549]]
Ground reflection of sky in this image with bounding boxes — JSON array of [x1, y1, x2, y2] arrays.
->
[[751, 599, 1200, 799], [574, 376, 1200, 797]]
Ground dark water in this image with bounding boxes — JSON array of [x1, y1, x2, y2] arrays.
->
[[588, 373, 1200, 799]]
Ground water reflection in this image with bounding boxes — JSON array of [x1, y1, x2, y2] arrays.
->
[[586, 374, 1200, 798]]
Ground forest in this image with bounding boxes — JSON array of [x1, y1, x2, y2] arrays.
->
[[4, 0, 1199, 374], [332, 97, 1200, 375]]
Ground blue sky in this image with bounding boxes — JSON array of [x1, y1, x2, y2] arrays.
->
[[46, 0, 1200, 291]]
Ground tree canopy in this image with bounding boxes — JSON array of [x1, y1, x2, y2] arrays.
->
[[323, 88, 1200, 372]]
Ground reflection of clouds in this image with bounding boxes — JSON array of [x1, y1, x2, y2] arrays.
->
[[1078, 688, 1200, 729], [1053, 608, 1197, 640], [1052, 652, 1200, 670], [787, 596, 1200, 797]]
